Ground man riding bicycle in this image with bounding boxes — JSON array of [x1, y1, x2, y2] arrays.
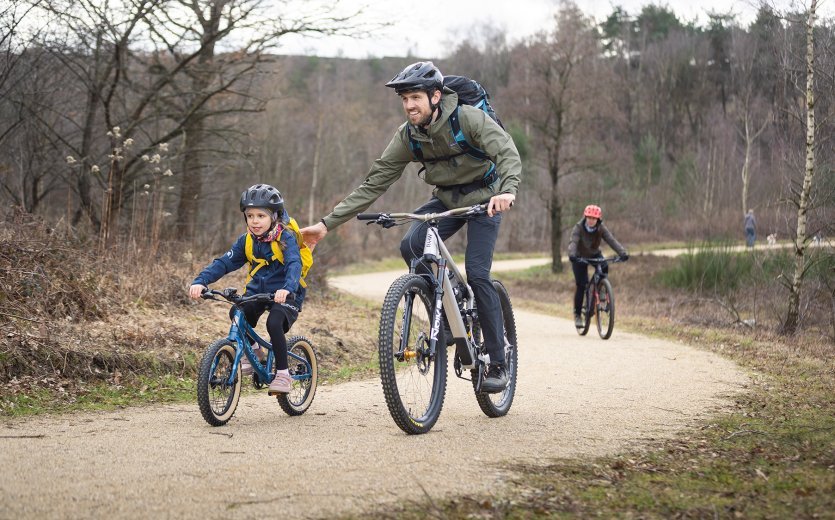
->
[[301, 61, 521, 393], [568, 204, 629, 328]]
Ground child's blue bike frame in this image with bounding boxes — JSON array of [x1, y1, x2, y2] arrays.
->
[[206, 290, 314, 387]]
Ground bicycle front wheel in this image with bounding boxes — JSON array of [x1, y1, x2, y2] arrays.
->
[[276, 336, 318, 416], [474, 279, 518, 417], [378, 273, 448, 435], [197, 339, 242, 427], [596, 279, 615, 339]]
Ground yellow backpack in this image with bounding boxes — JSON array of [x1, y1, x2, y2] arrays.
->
[[244, 218, 313, 288]]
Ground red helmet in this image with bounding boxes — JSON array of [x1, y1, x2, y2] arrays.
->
[[583, 204, 602, 219]]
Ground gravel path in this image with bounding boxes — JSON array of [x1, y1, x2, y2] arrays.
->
[[0, 261, 749, 519]]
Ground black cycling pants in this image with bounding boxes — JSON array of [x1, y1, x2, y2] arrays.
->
[[230, 301, 298, 370], [399, 197, 506, 366], [572, 254, 607, 315]]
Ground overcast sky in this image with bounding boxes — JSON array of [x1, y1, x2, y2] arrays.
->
[[275, 0, 831, 59]]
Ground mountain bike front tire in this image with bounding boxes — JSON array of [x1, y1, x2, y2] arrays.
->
[[197, 339, 242, 427], [276, 335, 318, 416], [378, 274, 448, 435]]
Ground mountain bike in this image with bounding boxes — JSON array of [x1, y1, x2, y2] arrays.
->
[[357, 204, 518, 435], [196, 288, 318, 426], [575, 256, 625, 340]]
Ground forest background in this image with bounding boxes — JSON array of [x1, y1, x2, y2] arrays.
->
[[1, 0, 832, 319], [2, 4, 834, 515]]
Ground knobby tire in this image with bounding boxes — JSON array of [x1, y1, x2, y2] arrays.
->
[[276, 335, 318, 416], [596, 278, 615, 339], [197, 339, 242, 427], [473, 279, 518, 417], [378, 274, 448, 435]]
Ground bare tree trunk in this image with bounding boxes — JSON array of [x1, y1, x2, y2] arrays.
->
[[549, 154, 563, 273], [308, 73, 324, 226], [739, 113, 769, 215], [741, 117, 751, 215], [175, 0, 223, 237], [308, 111, 324, 226], [177, 117, 205, 237], [784, 1, 817, 335], [74, 29, 103, 230], [703, 145, 715, 217]]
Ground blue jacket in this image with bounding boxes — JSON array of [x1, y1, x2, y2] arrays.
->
[[192, 228, 306, 309]]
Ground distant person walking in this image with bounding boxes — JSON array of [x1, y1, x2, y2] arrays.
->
[[744, 209, 757, 248]]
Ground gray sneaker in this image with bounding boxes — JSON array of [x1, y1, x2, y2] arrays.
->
[[480, 363, 508, 394], [574, 314, 584, 328]]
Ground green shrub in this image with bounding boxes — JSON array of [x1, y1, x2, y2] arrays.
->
[[659, 243, 755, 293]]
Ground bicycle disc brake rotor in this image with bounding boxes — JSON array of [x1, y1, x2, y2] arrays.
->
[[415, 334, 432, 375]]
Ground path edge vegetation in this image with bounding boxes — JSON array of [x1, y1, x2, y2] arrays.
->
[[2, 218, 832, 516]]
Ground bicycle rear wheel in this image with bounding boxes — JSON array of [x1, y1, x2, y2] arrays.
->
[[473, 280, 518, 417], [197, 339, 242, 427], [596, 279, 615, 339], [576, 285, 592, 336], [378, 273, 448, 435], [276, 336, 318, 416]]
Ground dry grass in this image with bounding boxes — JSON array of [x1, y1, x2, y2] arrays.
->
[[366, 254, 835, 519], [0, 212, 377, 415]]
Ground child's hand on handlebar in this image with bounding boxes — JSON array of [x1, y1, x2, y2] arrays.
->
[[189, 284, 207, 299], [274, 289, 291, 304]]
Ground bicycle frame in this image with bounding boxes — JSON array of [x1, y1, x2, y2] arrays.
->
[[578, 256, 620, 317], [588, 263, 607, 306], [216, 302, 313, 387], [399, 219, 490, 373]]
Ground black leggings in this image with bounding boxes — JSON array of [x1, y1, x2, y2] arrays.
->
[[230, 301, 298, 370], [572, 255, 607, 315]]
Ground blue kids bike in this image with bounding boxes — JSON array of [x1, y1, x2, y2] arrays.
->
[[197, 288, 318, 426]]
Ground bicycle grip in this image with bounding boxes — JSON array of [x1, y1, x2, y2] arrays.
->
[[356, 213, 380, 221]]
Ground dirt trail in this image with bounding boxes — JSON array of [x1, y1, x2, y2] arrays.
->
[[0, 261, 749, 519]]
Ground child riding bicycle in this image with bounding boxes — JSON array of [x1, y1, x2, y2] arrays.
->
[[567, 204, 628, 328], [188, 183, 305, 395]]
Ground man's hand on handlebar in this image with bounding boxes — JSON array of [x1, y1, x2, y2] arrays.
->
[[299, 221, 328, 251], [487, 193, 515, 217]]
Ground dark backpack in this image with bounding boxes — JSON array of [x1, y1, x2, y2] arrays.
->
[[443, 75, 504, 129], [407, 75, 504, 166]]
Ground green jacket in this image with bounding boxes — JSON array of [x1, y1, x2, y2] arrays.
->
[[322, 90, 522, 230], [567, 219, 627, 258]]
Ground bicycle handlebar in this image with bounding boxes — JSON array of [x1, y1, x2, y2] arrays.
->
[[574, 256, 626, 265], [357, 203, 491, 227], [201, 288, 294, 305]]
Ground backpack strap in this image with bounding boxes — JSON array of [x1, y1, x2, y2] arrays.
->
[[244, 233, 274, 288], [448, 107, 489, 162], [406, 107, 490, 166]]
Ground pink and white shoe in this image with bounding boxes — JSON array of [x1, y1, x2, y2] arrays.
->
[[268, 370, 292, 395]]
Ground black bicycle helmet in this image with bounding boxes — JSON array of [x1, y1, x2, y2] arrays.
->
[[240, 184, 284, 214], [385, 61, 444, 94]]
